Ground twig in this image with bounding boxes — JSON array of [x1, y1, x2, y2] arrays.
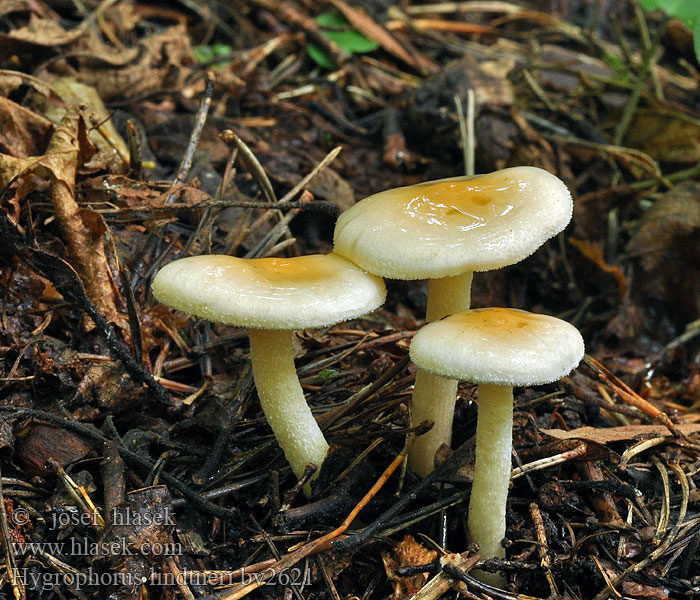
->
[[0, 217, 172, 406], [278, 146, 342, 203], [207, 438, 414, 600], [221, 130, 276, 204], [319, 355, 411, 431], [511, 443, 587, 480], [0, 466, 24, 600], [333, 432, 478, 552], [0, 406, 238, 519], [131, 72, 216, 289], [591, 459, 689, 600], [584, 356, 682, 438], [529, 502, 558, 596], [411, 553, 479, 600]]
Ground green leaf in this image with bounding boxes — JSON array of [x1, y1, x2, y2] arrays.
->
[[638, 0, 700, 27], [316, 11, 349, 29], [695, 21, 700, 63], [211, 43, 233, 57], [671, 3, 700, 28], [637, 0, 663, 10], [307, 43, 337, 70], [192, 44, 233, 67], [192, 45, 215, 63], [324, 29, 379, 53], [318, 368, 339, 383], [313, 10, 379, 55]]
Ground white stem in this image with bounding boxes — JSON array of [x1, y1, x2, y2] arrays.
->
[[409, 272, 473, 477], [248, 329, 329, 491], [425, 272, 473, 323], [409, 373, 458, 477], [468, 384, 513, 586]]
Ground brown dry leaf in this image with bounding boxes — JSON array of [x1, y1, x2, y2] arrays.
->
[[0, 13, 85, 48], [328, 0, 435, 73], [0, 1, 35, 18], [46, 25, 193, 101], [0, 106, 123, 326], [622, 581, 670, 600], [47, 78, 129, 170], [569, 237, 628, 299], [0, 97, 53, 157], [15, 424, 92, 476], [625, 110, 700, 164], [542, 423, 700, 444], [537, 44, 614, 92], [626, 181, 700, 322], [100, 486, 175, 599], [382, 535, 437, 600], [627, 183, 700, 271]]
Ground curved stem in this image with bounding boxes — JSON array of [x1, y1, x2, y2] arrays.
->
[[248, 329, 329, 492], [468, 384, 513, 586], [409, 272, 473, 477]]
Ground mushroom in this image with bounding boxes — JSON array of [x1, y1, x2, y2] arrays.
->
[[409, 308, 584, 583], [152, 253, 386, 492], [333, 166, 573, 476]]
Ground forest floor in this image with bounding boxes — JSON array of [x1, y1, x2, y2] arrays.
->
[[1, 1, 700, 599]]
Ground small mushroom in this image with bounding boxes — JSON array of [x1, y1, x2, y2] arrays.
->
[[152, 253, 386, 492], [409, 308, 584, 583], [334, 166, 573, 476]]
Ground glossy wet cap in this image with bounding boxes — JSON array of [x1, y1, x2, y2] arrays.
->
[[152, 253, 386, 329], [334, 166, 572, 279], [410, 308, 584, 386]]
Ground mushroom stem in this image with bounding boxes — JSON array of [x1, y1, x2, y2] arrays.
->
[[409, 272, 473, 476], [425, 272, 473, 322], [468, 383, 513, 586], [248, 329, 329, 490]]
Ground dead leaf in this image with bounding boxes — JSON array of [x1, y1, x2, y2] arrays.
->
[[382, 535, 437, 600], [15, 424, 92, 476], [625, 110, 700, 165], [402, 56, 515, 165], [0, 106, 123, 326], [626, 181, 700, 323], [542, 423, 700, 444], [622, 582, 670, 600], [569, 237, 628, 299], [45, 25, 193, 101], [0, 97, 53, 158], [0, 13, 85, 53], [47, 78, 129, 170]]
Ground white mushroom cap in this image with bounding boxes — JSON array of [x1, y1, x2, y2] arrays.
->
[[152, 253, 386, 330], [333, 166, 572, 279], [410, 308, 584, 386]]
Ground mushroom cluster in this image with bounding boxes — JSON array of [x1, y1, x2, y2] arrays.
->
[[332, 166, 583, 579], [334, 166, 575, 476], [151, 164, 583, 582], [410, 309, 584, 583]]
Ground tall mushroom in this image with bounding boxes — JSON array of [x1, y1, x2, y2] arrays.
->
[[410, 308, 584, 583], [152, 253, 386, 492], [333, 166, 573, 476]]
